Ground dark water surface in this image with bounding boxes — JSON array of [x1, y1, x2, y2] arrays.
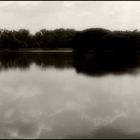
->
[[1, 52, 140, 139]]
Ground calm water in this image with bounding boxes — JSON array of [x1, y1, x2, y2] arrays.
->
[[1, 52, 140, 139]]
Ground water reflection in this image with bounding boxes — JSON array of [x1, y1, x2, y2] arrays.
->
[[0, 51, 140, 76], [0, 52, 73, 70], [0, 52, 140, 138], [73, 51, 140, 76]]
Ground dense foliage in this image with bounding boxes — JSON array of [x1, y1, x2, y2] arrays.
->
[[0, 28, 76, 50], [0, 28, 140, 52]]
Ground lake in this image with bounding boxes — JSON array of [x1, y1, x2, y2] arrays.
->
[[0, 51, 140, 139]]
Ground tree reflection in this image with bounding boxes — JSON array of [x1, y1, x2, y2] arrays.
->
[[0, 51, 140, 76], [0, 52, 73, 70], [74, 52, 140, 76]]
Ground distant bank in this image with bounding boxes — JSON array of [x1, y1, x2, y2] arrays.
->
[[0, 28, 140, 53], [0, 48, 73, 53]]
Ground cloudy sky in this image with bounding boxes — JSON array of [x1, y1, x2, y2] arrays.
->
[[0, 1, 140, 33]]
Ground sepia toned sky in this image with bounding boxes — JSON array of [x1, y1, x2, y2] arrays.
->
[[0, 1, 140, 33]]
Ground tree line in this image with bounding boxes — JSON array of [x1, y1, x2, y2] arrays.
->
[[0, 28, 76, 50], [0, 28, 140, 51]]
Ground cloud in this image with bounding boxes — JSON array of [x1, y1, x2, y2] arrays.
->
[[92, 125, 140, 139], [0, 1, 140, 32], [0, 1, 41, 7], [17, 1, 41, 7], [39, 110, 94, 139], [63, 1, 76, 8], [0, 65, 140, 138], [0, 119, 42, 139], [0, 1, 14, 7]]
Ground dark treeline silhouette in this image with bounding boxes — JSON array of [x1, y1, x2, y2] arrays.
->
[[1, 28, 140, 52], [0, 52, 140, 76], [1, 28, 140, 76], [72, 28, 140, 56], [0, 28, 76, 50]]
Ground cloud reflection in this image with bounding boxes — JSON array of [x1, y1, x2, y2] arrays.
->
[[0, 65, 140, 138]]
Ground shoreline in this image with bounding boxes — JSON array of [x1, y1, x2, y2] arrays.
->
[[0, 49, 73, 53]]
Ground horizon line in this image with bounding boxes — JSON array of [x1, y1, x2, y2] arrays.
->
[[0, 27, 140, 35]]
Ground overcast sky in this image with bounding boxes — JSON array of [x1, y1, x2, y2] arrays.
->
[[0, 1, 140, 33]]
